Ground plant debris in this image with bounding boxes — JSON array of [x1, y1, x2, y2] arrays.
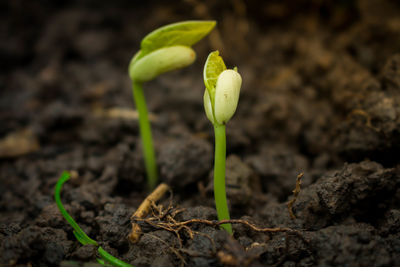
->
[[129, 183, 171, 243], [287, 173, 303, 219], [0, 129, 39, 158]]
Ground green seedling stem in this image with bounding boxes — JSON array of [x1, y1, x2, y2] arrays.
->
[[132, 81, 157, 190], [129, 21, 216, 190], [213, 124, 232, 233], [54, 171, 133, 267]]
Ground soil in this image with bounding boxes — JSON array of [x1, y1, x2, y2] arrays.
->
[[1, 0, 400, 266]]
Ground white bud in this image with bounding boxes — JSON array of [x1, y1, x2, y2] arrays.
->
[[203, 89, 215, 124], [214, 69, 242, 124], [129, 46, 196, 82]]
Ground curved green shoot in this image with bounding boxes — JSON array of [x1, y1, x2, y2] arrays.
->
[[54, 171, 98, 246], [54, 171, 133, 267], [129, 21, 216, 190], [97, 247, 132, 267]]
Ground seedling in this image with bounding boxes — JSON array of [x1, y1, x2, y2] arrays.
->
[[55, 171, 133, 267], [203, 51, 242, 234], [128, 21, 216, 189]]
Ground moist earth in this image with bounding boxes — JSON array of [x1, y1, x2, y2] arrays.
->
[[1, 0, 400, 266]]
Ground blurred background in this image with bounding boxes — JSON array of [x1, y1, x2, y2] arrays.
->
[[1, 0, 400, 202], [1, 0, 400, 193]]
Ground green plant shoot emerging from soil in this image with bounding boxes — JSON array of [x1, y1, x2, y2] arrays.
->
[[128, 21, 216, 190], [55, 171, 133, 267], [203, 51, 242, 234]]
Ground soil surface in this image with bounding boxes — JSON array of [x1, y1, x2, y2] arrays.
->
[[1, 1, 400, 266]]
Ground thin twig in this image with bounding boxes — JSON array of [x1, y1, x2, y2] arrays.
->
[[287, 173, 303, 219], [128, 183, 170, 243], [349, 109, 379, 131]]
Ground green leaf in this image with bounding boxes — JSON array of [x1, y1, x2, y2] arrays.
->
[[203, 51, 226, 100], [129, 50, 144, 68], [140, 20, 216, 57], [129, 46, 196, 82]]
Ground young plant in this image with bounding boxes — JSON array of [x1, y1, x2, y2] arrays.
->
[[129, 21, 216, 189], [55, 171, 133, 267], [203, 51, 242, 234]]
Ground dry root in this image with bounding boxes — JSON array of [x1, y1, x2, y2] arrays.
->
[[132, 202, 303, 240], [128, 183, 170, 243], [130, 197, 312, 266]]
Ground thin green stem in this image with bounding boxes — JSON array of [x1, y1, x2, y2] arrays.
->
[[98, 247, 133, 267], [54, 171, 133, 267], [213, 124, 232, 234], [132, 81, 158, 190], [54, 171, 98, 246]]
